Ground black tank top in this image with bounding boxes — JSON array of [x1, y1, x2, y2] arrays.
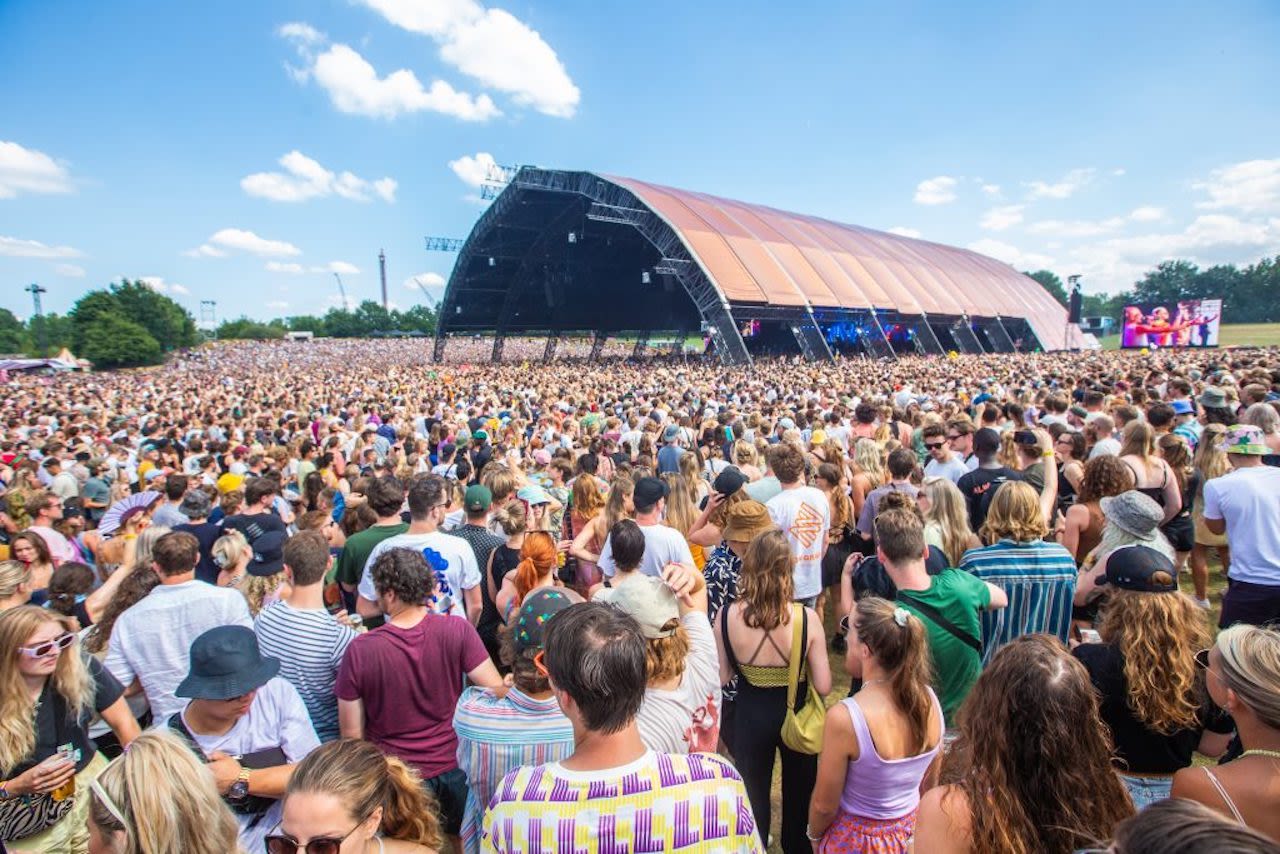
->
[[1126, 459, 1168, 507]]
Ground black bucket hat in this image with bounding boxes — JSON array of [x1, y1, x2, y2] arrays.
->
[[175, 626, 280, 700]]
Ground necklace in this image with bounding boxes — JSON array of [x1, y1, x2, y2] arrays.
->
[[861, 678, 888, 688], [1241, 749, 1280, 760]]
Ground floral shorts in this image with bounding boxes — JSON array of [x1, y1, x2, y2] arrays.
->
[[819, 809, 917, 854]]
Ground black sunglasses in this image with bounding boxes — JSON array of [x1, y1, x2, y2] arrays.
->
[[924, 442, 945, 449], [265, 819, 364, 854]]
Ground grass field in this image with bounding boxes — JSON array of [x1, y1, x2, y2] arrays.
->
[[760, 559, 1232, 852], [1096, 322, 1280, 350]]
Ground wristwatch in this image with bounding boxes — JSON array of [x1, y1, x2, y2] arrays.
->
[[227, 767, 250, 802]]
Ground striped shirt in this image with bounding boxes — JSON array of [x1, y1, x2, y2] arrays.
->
[[482, 750, 764, 853], [454, 686, 575, 854], [958, 539, 1077, 665], [254, 601, 356, 742]]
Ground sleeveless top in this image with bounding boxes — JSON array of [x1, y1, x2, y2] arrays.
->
[[1124, 458, 1168, 507], [838, 689, 943, 820], [719, 604, 804, 689]]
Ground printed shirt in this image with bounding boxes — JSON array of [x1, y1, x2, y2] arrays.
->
[[482, 750, 764, 853], [959, 538, 1077, 665], [454, 686, 575, 854]]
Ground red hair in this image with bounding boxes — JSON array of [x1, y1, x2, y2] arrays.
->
[[514, 532, 558, 604]]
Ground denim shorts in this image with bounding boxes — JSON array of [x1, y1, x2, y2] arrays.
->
[[1117, 773, 1172, 810]]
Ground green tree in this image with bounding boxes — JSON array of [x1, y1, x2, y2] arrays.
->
[[27, 313, 75, 356], [286, 315, 324, 333], [0, 309, 29, 354], [109, 280, 199, 351], [69, 291, 124, 353], [1131, 260, 1201, 305], [216, 317, 285, 340], [80, 312, 161, 368], [399, 304, 437, 334], [1024, 269, 1069, 307]]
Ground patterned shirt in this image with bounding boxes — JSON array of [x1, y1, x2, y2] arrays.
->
[[959, 538, 1077, 665], [454, 686, 575, 854], [482, 750, 764, 853], [703, 543, 741, 624]]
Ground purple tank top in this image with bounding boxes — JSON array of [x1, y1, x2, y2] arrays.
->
[[837, 688, 943, 820]]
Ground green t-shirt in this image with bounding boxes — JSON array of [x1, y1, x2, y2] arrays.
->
[[333, 522, 409, 586], [896, 568, 990, 723]]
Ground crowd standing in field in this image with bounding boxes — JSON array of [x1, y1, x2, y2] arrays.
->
[[0, 337, 1278, 853]]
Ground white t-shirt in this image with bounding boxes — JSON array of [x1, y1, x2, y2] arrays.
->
[[1203, 465, 1280, 586], [598, 524, 695, 578], [636, 613, 722, 754], [1088, 437, 1122, 459], [767, 486, 831, 600], [104, 581, 254, 724], [357, 531, 481, 618], [924, 455, 970, 484], [178, 677, 320, 854]]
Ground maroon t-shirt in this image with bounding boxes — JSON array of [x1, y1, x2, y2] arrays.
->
[[336, 613, 489, 778]]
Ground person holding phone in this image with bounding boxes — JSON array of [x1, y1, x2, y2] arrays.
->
[[0, 606, 139, 851]]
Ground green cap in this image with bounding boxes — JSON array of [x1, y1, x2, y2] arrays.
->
[[464, 484, 493, 512]]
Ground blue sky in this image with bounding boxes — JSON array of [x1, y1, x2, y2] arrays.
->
[[3, 0, 1279, 322]]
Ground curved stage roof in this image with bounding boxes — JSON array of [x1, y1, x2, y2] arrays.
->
[[433, 168, 1073, 363]]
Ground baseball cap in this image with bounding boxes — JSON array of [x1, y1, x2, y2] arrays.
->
[[1013, 430, 1038, 446], [1096, 544, 1178, 593], [248, 531, 287, 577], [1170, 399, 1195, 416], [662, 424, 681, 443], [464, 484, 493, 512], [712, 465, 747, 497], [599, 576, 680, 639], [512, 589, 575, 654], [517, 485, 551, 505], [473, 429, 489, 442], [632, 476, 669, 510], [216, 472, 245, 494]]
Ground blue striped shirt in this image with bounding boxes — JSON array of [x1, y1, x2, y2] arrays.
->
[[254, 602, 357, 742], [959, 539, 1077, 665]]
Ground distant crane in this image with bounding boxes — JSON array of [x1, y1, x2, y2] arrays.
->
[[333, 272, 351, 309], [411, 277, 439, 310]]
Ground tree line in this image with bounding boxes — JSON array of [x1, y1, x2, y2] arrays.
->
[[1025, 255, 1280, 323], [215, 300, 437, 340]]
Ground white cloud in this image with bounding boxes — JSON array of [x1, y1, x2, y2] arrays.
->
[[266, 261, 305, 274], [1129, 206, 1165, 222], [307, 43, 499, 121], [886, 226, 922, 239], [358, 0, 580, 118], [979, 205, 1025, 231], [54, 263, 85, 277], [241, 150, 397, 203], [980, 183, 1002, 198], [193, 228, 302, 258], [914, 176, 957, 205], [448, 152, 497, 188], [405, 271, 446, 289], [1026, 217, 1126, 239], [0, 141, 74, 199], [967, 238, 1054, 270], [1024, 167, 1096, 200], [266, 300, 290, 310], [1112, 168, 1126, 177], [311, 261, 360, 274], [1194, 159, 1280, 214], [278, 22, 324, 45], [0, 235, 82, 258], [183, 244, 226, 258], [140, 277, 190, 296]]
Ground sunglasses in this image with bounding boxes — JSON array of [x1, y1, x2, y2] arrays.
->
[[265, 819, 365, 854], [924, 442, 945, 450], [533, 649, 549, 677], [946, 434, 962, 441], [18, 632, 76, 658]]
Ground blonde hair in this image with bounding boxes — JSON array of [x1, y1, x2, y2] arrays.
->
[[491, 503, 528, 537], [0, 607, 94, 771], [1120, 420, 1157, 460], [980, 481, 1048, 544], [88, 729, 240, 854], [285, 739, 442, 849], [922, 478, 975, 565], [737, 530, 795, 631], [1099, 589, 1210, 733], [853, 438, 884, 489], [1216, 624, 1280, 730], [603, 475, 635, 533], [1192, 423, 1231, 494], [211, 529, 249, 573], [661, 472, 696, 536], [0, 561, 31, 601], [733, 441, 758, 467], [241, 572, 285, 617]]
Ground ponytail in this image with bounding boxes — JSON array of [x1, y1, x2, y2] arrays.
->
[[513, 533, 558, 605], [379, 754, 443, 849], [855, 598, 935, 753]]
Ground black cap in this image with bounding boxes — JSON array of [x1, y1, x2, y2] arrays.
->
[[974, 428, 1001, 455], [633, 476, 669, 511], [712, 465, 747, 497], [175, 626, 280, 700], [1013, 429, 1039, 446], [248, 530, 286, 577], [1097, 545, 1178, 593]]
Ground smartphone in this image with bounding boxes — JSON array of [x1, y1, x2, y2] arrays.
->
[[1079, 629, 1102, 645]]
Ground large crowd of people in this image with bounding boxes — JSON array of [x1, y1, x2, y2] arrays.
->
[[0, 336, 1279, 853]]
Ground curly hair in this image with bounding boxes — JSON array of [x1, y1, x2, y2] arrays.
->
[[1099, 589, 1210, 734], [1078, 454, 1136, 504], [980, 481, 1048, 544], [370, 548, 435, 604], [944, 635, 1134, 853], [645, 625, 691, 685]]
